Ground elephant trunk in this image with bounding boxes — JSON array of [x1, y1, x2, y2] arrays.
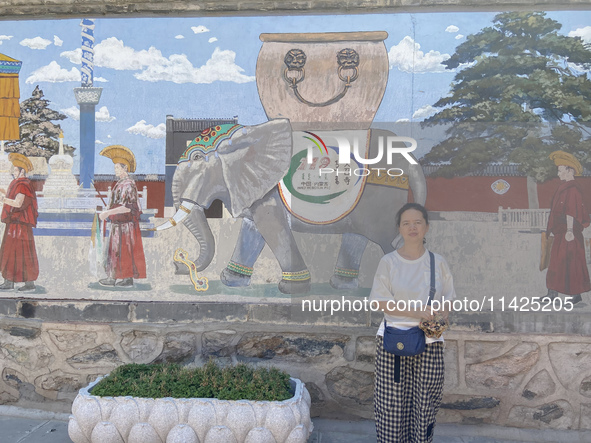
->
[[155, 203, 215, 272], [183, 206, 216, 272], [155, 167, 215, 271]]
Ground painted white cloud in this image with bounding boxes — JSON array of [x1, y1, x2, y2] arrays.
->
[[455, 34, 464, 40], [175, 35, 185, 39], [569, 26, 591, 44], [61, 38, 254, 84], [134, 47, 255, 84], [26, 61, 80, 83], [61, 38, 164, 71], [26, 60, 109, 84], [126, 120, 166, 139], [388, 36, 450, 73], [412, 105, 437, 120], [20, 37, 52, 50], [0, 35, 12, 45], [61, 106, 80, 120], [208, 37, 218, 43], [95, 106, 116, 122], [60, 48, 81, 63], [54, 35, 63, 47], [60, 105, 115, 122], [396, 118, 410, 123], [446, 25, 459, 33], [95, 140, 106, 145], [191, 26, 210, 34]]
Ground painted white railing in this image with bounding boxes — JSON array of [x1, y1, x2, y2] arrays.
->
[[37, 186, 148, 212], [498, 206, 550, 230]]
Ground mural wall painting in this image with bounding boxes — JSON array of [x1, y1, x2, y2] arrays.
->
[[0, 11, 588, 307]]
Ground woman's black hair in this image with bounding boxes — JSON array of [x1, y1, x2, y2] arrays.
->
[[396, 202, 429, 227]]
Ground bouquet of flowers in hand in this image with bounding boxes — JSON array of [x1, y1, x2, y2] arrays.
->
[[419, 312, 448, 339]]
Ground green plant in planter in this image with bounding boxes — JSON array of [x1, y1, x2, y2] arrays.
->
[[91, 360, 293, 401], [69, 359, 313, 443]]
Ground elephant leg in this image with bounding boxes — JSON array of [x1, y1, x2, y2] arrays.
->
[[251, 189, 311, 294], [330, 233, 369, 290], [220, 218, 266, 287]]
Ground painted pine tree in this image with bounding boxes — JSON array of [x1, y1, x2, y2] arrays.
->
[[5, 85, 75, 158], [422, 11, 591, 182]]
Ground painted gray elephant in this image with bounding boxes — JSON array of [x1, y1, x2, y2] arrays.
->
[[156, 118, 426, 294]]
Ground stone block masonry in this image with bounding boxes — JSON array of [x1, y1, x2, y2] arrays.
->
[[1, 299, 591, 430]]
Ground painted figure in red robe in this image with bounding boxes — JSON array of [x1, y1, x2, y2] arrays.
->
[[98, 145, 146, 287], [545, 150, 590, 305], [0, 153, 39, 292]]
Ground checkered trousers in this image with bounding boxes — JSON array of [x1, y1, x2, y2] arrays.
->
[[374, 336, 445, 443]]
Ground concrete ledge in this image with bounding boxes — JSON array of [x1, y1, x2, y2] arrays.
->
[[0, 0, 590, 21], [1, 297, 590, 333]]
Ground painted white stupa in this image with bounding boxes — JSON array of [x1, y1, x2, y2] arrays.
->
[[42, 131, 79, 197]]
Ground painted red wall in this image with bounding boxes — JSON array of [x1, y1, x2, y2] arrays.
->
[[424, 176, 529, 212]]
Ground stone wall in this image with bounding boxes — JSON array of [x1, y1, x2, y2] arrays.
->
[[0, 0, 588, 20], [1, 300, 591, 430]]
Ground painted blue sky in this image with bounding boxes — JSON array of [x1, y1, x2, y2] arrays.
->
[[0, 11, 590, 174]]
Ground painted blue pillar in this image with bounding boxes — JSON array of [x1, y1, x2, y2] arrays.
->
[[74, 89, 102, 188], [79, 103, 96, 188], [74, 19, 102, 189]]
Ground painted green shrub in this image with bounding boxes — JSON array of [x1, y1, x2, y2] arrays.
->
[[90, 361, 293, 401]]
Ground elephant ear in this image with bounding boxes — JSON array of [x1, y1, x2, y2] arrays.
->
[[218, 119, 292, 217]]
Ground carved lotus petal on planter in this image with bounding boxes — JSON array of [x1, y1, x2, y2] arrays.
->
[[251, 401, 268, 427], [149, 398, 180, 441], [285, 424, 308, 443], [244, 426, 276, 443], [99, 397, 117, 421], [71, 396, 102, 440], [138, 397, 155, 422], [264, 403, 296, 443], [203, 425, 238, 443], [90, 421, 125, 443], [212, 399, 230, 422], [128, 422, 162, 443], [298, 400, 312, 431], [187, 400, 216, 442], [290, 403, 301, 424], [175, 398, 193, 423], [110, 397, 141, 441], [225, 401, 256, 442], [166, 424, 199, 443], [68, 416, 91, 443], [302, 385, 311, 408]]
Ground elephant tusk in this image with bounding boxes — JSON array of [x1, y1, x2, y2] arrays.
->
[[154, 201, 195, 231]]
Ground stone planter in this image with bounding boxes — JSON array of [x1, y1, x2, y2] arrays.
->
[[68, 375, 313, 443]]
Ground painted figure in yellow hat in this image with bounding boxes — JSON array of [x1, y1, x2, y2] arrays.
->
[[544, 151, 590, 305], [0, 153, 39, 292], [98, 145, 146, 287]]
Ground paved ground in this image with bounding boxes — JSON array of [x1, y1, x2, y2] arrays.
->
[[1, 406, 591, 443]]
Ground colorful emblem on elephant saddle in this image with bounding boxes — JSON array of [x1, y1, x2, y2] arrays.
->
[[178, 124, 244, 163], [279, 129, 370, 225]]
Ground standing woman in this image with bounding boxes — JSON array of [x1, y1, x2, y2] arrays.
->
[[370, 203, 456, 443]]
